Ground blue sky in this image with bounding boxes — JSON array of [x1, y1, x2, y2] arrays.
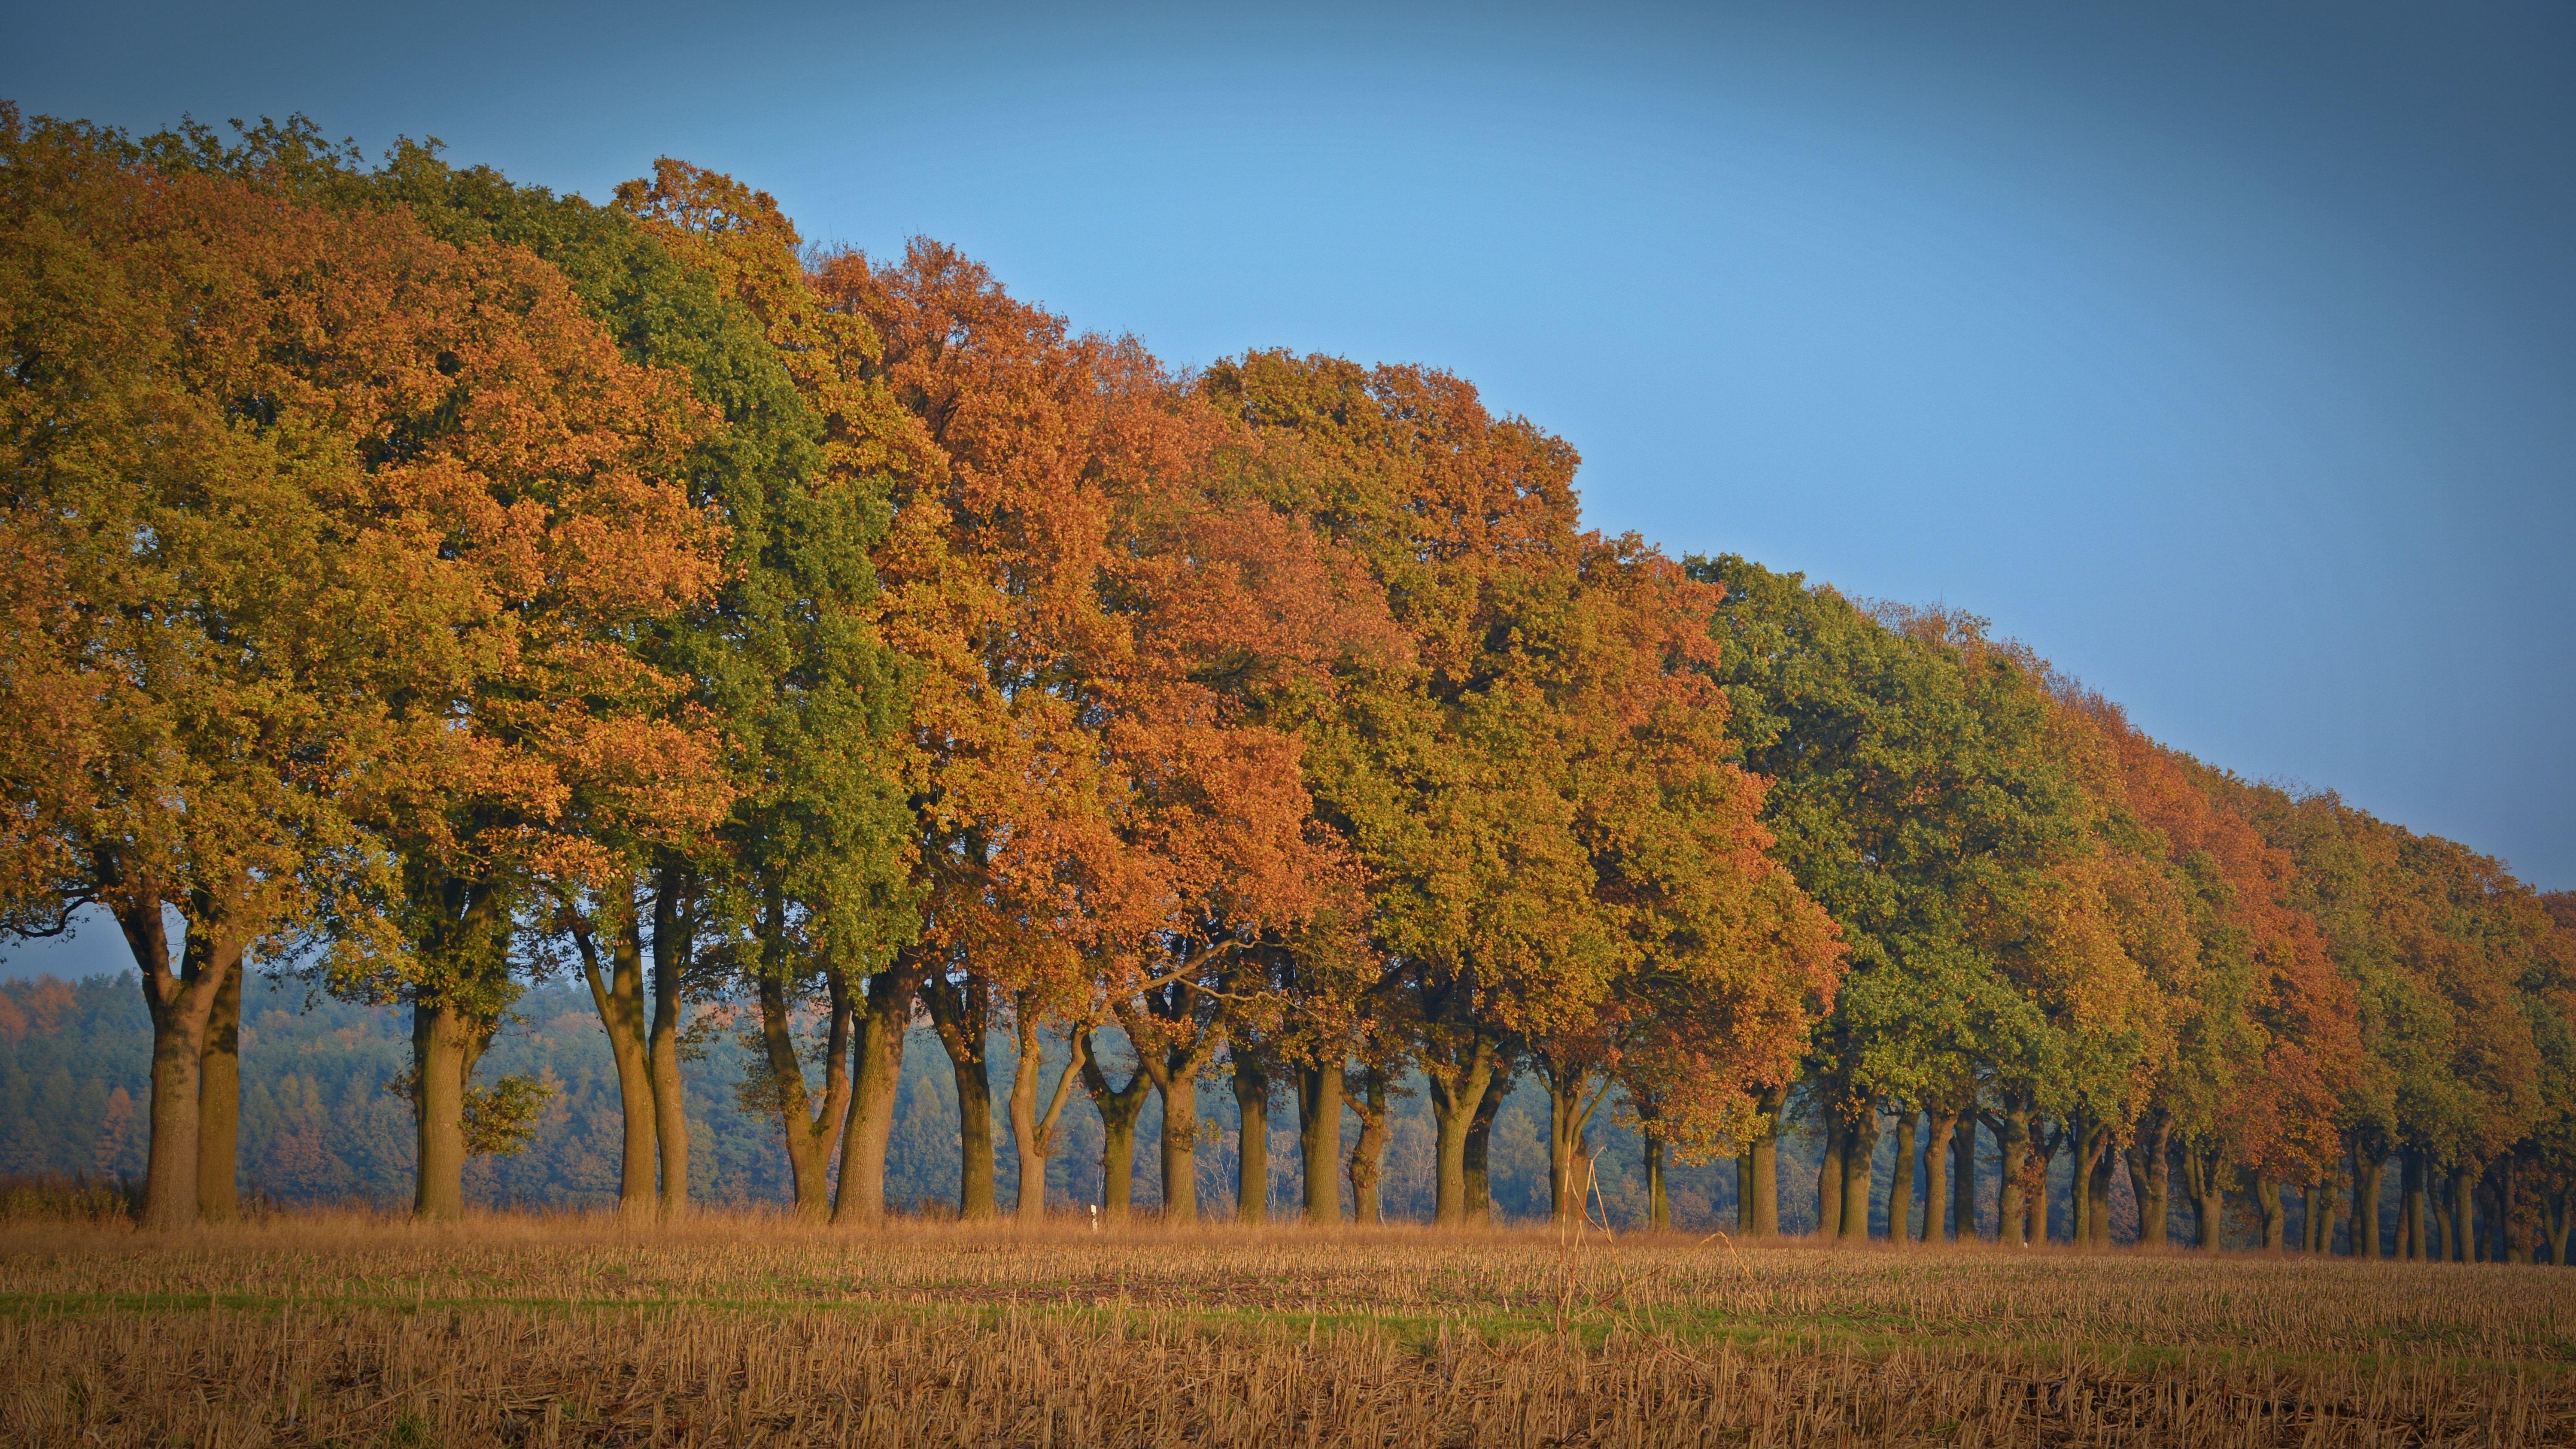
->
[[4, 1, 2570, 977]]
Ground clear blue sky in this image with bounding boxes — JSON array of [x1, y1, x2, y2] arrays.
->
[[4, 2, 2570, 975]]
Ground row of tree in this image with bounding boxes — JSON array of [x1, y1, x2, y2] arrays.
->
[[3, 108, 2568, 1255]]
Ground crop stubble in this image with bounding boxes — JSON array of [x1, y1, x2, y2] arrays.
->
[[0, 1214, 2567, 1446]]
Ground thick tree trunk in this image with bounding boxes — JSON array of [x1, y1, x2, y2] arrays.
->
[[1234, 1057, 1270, 1224], [2354, 1150, 2385, 1260], [754, 969, 851, 1219], [1157, 1065, 1199, 1222], [832, 956, 922, 1226], [1748, 1082, 1787, 1237], [1079, 1036, 1153, 1222], [1425, 1039, 1497, 1228], [2549, 1184, 2572, 1267], [2184, 1149, 2226, 1252], [647, 879, 691, 1218], [2499, 1161, 2529, 1264], [1816, 1109, 1847, 1242], [1995, 1107, 2032, 1248], [1348, 1065, 1390, 1225], [574, 909, 658, 1217], [2137, 1115, 2172, 1249], [411, 999, 482, 1222], [196, 961, 242, 1223], [921, 972, 998, 1220], [1734, 1148, 1756, 1233], [1464, 1071, 1505, 1225], [1645, 1135, 1671, 1231], [1954, 1118, 1979, 1241], [1922, 1112, 1957, 1241], [1888, 1110, 1918, 1244], [2256, 1173, 2285, 1252], [124, 895, 240, 1232], [1543, 1066, 1599, 1225], [1006, 1009, 1085, 1221], [1840, 1107, 1879, 1241], [1297, 1059, 1343, 1224]]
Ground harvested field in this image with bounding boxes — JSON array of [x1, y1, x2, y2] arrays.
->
[[1, 1214, 2569, 1446]]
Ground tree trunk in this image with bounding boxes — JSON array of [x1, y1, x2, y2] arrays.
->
[[1954, 1117, 1979, 1241], [2401, 1149, 2426, 1260], [754, 967, 851, 1219], [1425, 1039, 1497, 1228], [920, 971, 998, 1220], [1348, 1064, 1390, 1226], [2256, 1172, 2285, 1252], [411, 999, 482, 1222], [574, 907, 659, 1218], [1079, 1035, 1153, 1222], [2450, 1166, 2476, 1263], [647, 875, 691, 1218], [1006, 1007, 1085, 1221], [1995, 1107, 2032, 1248], [1816, 1108, 1847, 1242], [1543, 1065, 1600, 1225], [2137, 1115, 2172, 1249], [832, 955, 923, 1225], [196, 960, 242, 1223], [1922, 1112, 1957, 1241], [2499, 1160, 2529, 1264], [2184, 1148, 2226, 1252], [1464, 1070, 1505, 1225], [2548, 1183, 2572, 1267], [1888, 1110, 1918, 1243], [1157, 1060, 1199, 1222], [1734, 1148, 1755, 1233], [1748, 1082, 1787, 1237], [1297, 1058, 1343, 1224], [124, 894, 240, 1232], [1645, 1134, 1671, 1231], [2353, 1149, 2385, 1260], [1234, 1056, 1270, 1224], [1840, 1106, 1879, 1241], [2085, 1132, 2115, 1249]]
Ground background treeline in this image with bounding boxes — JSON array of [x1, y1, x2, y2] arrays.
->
[[3, 107, 2570, 1257]]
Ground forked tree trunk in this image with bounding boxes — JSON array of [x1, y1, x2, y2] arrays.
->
[[1922, 1112, 1958, 1241], [647, 878, 691, 1218], [754, 968, 852, 1218], [196, 962, 242, 1223], [1542, 1063, 1601, 1225], [2255, 1172, 2285, 1252], [1297, 1058, 1343, 1224], [1006, 1009, 1085, 1221], [122, 893, 242, 1232], [1464, 1072, 1505, 1225], [2182, 1147, 2226, 1252], [1233, 1057, 1270, 1224], [1080, 1036, 1153, 1221], [1888, 1110, 1918, 1244], [1347, 1065, 1390, 1226], [832, 954, 924, 1225], [1424, 1038, 1497, 1228], [921, 971, 998, 1220], [572, 905, 658, 1217]]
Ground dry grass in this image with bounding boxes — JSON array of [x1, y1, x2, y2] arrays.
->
[[2, 1212, 2570, 1446]]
